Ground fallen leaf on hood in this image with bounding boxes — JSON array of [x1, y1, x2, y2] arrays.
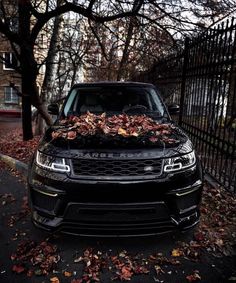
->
[[67, 131, 77, 140], [118, 127, 129, 137], [50, 112, 180, 147], [149, 136, 158, 143]]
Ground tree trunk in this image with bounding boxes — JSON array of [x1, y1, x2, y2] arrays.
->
[[35, 14, 62, 135], [18, 0, 53, 140], [18, 0, 34, 140], [20, 44, 53, 139], [117, 17, 135, 81]]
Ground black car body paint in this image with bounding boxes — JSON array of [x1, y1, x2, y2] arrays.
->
[[28, 82, 203, 236]]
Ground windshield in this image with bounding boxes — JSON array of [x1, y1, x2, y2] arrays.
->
[[63, 86, 166, 117]]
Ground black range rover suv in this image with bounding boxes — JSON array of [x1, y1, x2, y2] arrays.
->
[[28, 82, 203, 236]]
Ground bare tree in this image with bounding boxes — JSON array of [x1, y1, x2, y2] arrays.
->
[[0, 0, 235, 139]]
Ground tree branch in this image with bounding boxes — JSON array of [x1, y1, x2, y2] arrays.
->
[[30, 1, 144, 43], [0, 19, 21, 45]]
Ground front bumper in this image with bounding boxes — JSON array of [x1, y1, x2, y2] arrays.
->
[[28, 163, 203, 236]]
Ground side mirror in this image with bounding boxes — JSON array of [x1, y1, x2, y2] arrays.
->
[[48, 103, 59, 115], [168, 104, 180, 115]]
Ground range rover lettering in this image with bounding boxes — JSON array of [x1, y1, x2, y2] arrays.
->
[[28, 82, 203, 236]]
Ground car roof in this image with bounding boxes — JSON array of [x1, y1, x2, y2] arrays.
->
[[72, 81, 155, 88]]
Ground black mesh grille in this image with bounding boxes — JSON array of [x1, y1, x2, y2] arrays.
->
[[72, 159, 162, 177]]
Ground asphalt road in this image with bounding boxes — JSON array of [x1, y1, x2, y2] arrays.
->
[[0, 168, 235, 283]]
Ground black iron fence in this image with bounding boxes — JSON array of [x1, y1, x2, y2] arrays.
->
[[134, 18, 236, 193]]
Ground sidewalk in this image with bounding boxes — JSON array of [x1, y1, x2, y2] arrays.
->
[[0, 116, 22, 128]]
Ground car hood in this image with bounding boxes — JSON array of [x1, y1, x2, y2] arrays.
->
[[38, 124, 193, 160]]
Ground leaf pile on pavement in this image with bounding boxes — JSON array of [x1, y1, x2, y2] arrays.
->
[[0, 128, 40, 163], [110, 250, 149, 281], [197, 183, 236, 255], [51, 112, 181, 146], [11, 239, 60, 276], [73, 248, 107, 282], [72, 249, 182, 282], [0, 193, 16, 206], [175, 183, 236, 259]]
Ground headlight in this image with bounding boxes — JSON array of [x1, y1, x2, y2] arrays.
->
[[36, 151, 70, 173], [163, 151, 196, 172]]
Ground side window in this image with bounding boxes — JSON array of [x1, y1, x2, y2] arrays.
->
[[63, 89, 77, 116], [4, 86, 19, 104], [3, 52, 18, 70]]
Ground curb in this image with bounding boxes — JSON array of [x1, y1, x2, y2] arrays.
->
[[0, 153, 28, 177]]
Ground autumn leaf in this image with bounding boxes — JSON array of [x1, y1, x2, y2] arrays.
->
[[10, 239, 59, 276], [149, 136, 158, 143], [171, 248, 183, 257], [12, 264, 25, 274], [186, 270, 201, 282], [64, 271, 72, 277], [34, 269, 43, 276], [26, 269, 34, 277], [50, 113, 179, 146], [215, 239, 224, 247], [154, 265, 165, 275], [194, 232, 205, 242], [67, 131, 77, 140], [118, 127, 128, 137], [120, 266, 133, 280], [71, 279, 83, 283], [52, 131, 61, 139], [50, 276, 60, 283]]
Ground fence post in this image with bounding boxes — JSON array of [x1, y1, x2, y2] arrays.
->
[[179, 37, 189, 125]]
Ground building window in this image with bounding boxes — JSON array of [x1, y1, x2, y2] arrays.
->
[[4, 86, 19, 104], [3, 52, 18, 70]]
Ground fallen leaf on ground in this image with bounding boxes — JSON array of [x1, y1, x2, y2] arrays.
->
[[186, 270, 201, 282], [171, 248, 183, 257], [12, 264, 25, 274], [50, 276, 60, 283], [64, 271, 72, 277]]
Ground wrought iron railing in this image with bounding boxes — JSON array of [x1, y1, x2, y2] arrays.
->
[[133, 18, 236, 193]]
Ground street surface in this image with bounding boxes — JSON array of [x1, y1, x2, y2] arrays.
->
[[0, 169, 235, 283]]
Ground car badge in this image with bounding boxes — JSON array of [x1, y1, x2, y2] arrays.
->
[[144, 166, 154, 172]]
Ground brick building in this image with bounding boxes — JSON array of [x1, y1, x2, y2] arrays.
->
[[0, 1, 48, 117], [0, 32, 21, 116]]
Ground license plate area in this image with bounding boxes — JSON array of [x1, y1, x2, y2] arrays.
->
[[64, 202, 170, 223]]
